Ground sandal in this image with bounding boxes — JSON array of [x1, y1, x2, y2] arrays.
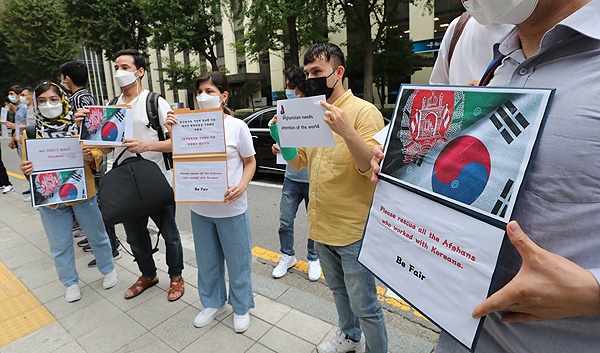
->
[[168, 276, 185, 301], [124, 276, 159, 299]]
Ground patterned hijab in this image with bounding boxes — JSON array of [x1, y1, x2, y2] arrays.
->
[[33, 81, 78, 138]]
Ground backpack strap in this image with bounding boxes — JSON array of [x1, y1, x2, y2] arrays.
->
[[25, 124, 36, 139], [107, 96, 119, 106], [448, 12, 472, 67], [145, 92, 173, 171]]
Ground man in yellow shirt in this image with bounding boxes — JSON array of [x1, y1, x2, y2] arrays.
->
[[270, 43, 387, 353]]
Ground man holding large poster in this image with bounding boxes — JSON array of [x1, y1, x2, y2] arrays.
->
[[270, 43, 387, 353], [372, 0, 600, 351]]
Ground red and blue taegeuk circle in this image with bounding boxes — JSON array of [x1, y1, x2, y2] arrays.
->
[[431, 136, 490, 204], [101, 121, 118, 141], [58, 183, 78, 200]]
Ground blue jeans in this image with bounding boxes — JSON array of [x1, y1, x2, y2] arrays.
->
[[38, 195, 114, 287], [315, 240, 388, 353], [191, 211, 254, 315], [122, 204, 183, 278], [279, 178, 317, 261]]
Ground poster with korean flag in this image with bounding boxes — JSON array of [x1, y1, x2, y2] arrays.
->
[[358, 85, 554, 352]]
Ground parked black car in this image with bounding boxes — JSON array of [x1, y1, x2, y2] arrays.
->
[[243, 106, 284, 175], [243, 106, 391, 175]]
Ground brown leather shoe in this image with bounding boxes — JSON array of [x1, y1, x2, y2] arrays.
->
[[124, 276, 159, 299]]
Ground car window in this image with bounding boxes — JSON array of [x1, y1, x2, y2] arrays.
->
[[260, 110, 276, 128], [247, 116, 261, 128]]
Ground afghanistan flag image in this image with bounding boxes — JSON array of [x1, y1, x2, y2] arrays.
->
[[381, 87, 547, 221], [80, 106, 127, 142], [31, 168, 87, 207]]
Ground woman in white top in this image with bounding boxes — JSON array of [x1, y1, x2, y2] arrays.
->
[[166, 72, 256, 333]]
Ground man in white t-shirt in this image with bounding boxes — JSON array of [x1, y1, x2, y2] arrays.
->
[[110, 49, 185, 302], [430, 15, 513, 85]]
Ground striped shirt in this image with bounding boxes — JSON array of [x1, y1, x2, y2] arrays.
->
[[69, 88, 95, 110]]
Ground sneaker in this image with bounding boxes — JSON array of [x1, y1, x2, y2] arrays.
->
[[65, 284, 81, 302], [233, 313, 250, 333], [3, 185, 13, 194], [103, 269, 118, 289], [88, 250, 121, 268], [77, 238, 89, 247], [317, 329, 365, 353], [272, 254, 297, 279], [193, 304, 228, 328], [308, 259, 322, 281], [73, 229, 85, 237], [82, 244, 92, 252], [22, 189, 30, 195], [23, 195, 31, 202]]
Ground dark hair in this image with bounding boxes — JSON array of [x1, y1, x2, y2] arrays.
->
[[303, 43, 346, 70], [8, 85, 23, 95], [22, 86, 33, 93], [194, 72, 233, 115], [60, 61, 89, 87], [284, 66, 306, 94], [114, 49, 147, 70], [34, 83, 62, 100]]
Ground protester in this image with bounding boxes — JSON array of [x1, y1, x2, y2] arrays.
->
[[0, 97, 16, 193], [105, 49, 184, 301], [269, 43, 387, 353], [19, 82, 116, 302], [371, 0, 600, 351], [166, 72, 256, 333], [271, 66, 321, 282], [61, 60, 122, 266], [429, 13, 513, 85]]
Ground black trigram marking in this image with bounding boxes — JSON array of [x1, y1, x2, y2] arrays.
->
[[490, 100, 530, 144], [415, 155, 425, 167], [491, 179, 514, 217], [113, 109, 125, 122]]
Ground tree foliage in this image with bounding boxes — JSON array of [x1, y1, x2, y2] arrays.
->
[[65, 0, 150, 60], [158, 60, 201, 92], [331, 0, 434, 103], [0, 0, 79, 85], [136, 0, 222, 71], [240, 80, 262, 111], [234, 0, 327, 67]]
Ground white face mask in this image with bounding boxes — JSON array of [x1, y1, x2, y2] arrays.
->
[[20, 96, 29, 104], [38, 103, 63, 119], [462, 0, 538, 25], [196, 93, 222, 110], [114, 69, 138, 88]]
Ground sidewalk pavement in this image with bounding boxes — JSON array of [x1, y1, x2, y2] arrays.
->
[[0, 178, 438, 352]]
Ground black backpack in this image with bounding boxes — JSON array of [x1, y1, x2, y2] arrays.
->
[[108, 92, 173, 170]]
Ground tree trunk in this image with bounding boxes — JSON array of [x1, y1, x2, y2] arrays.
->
[[362, 40, 375, 103], [287, 16, 300, 67]]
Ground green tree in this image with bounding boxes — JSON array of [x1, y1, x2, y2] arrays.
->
[[373, 28, 416, 108], [331, 0, 433, 103], [234, 0, 327, 67], [136, 0, 222, 71], [0, 0, 79, 84], [65, 0, 150, 60], [158, 60, 201, 92], [240, 80, 262, 112]]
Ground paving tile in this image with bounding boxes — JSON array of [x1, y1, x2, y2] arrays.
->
[[17, 264, 57, 290], [276, 309, 333, 345], [50, 339, 86, 353], [113, 332, 176, 353], [246, 343, 277, 353], [60, 297, 122, 338], [151, 305, 214, 352], [44, 284, 98, 320], [251, 294, 291, 325], [0, 243, 40, 264], [126, 289, 188, 329], [252, 273, 290, 300], [181, 322, 254, 353], [259, 326, 315, 353], [104, 281, 163, 313], [1, 322, 72, 353], [77, 313, 146, 353], [30, 280, 66, 304]]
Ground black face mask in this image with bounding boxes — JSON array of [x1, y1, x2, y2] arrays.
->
[[305, 70, 338, 99]]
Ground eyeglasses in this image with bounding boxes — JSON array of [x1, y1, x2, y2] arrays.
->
[[37, 97, 62, 106]]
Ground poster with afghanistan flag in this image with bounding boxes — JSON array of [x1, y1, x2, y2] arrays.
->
[[358, 85, 554, 352]]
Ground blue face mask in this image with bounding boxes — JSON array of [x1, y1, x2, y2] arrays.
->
[[8, 95, 18, 104], [285, 89, 300, 100]]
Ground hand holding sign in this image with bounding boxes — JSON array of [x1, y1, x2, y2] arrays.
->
[[472, 221, 600, 322]]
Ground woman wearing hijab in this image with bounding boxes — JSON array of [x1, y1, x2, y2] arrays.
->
[[19, 82, 117, 302]]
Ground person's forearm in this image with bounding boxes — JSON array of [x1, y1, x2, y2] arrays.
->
[[146, 139, 172, 153], [343, 130, 373, 173]]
